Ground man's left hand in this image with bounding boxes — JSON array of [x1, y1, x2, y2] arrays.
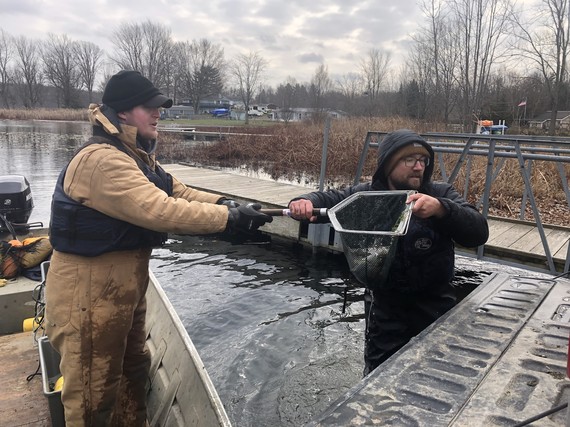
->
[[407, 193, 447, 219]]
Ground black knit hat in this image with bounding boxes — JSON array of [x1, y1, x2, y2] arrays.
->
[[102, 70, 173, 112]]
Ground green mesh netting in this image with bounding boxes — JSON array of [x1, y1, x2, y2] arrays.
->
[[328, 191, 414, 286]]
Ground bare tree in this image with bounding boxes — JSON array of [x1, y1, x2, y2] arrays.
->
[[169, 41, 186, 105], [404, 43, 430, 119], [161, 43, 178, 105], [336, 72, 363, 99], [0, 29, 13, 108], [360, 48, 392, 115], [513, 0, 570, 135], [275, 77, 301, 123], [109, 20, 173, 91], [12, 35, 43, 108], [449, 0, 514, 129], [43, 33, 82, 108], [310, 63, 333, 112], [336, 72, 364, 114], [73, 40, 104, 104], [178, 39, 225, 114], [229, 51, 268, 124], [360, 49, 391, 99], [436, 22, 461, 123], [110, 22, 143, 71], [410, 0, 459, 123]]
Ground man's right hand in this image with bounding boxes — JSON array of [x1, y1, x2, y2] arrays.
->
[[227, 203, 273, 233], [288, 199, 317, 222]]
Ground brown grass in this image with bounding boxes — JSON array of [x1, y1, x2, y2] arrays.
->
[[160, 117, 442, 183], [0, 110, 566, 226], [158, 117, 570, 227], [0, 108, 87, 121]]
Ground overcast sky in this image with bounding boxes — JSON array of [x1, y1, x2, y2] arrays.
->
[[0, 0, 422, 87]]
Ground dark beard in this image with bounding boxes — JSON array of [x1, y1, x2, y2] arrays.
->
[[390, 176, 422, 190]]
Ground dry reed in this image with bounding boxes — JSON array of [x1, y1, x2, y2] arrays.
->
[[0, 110, 566, 226], [0, 108, 87, 121], [158, 117, 570, 227]]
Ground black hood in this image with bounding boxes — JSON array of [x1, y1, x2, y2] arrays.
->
[[371, 129, 434, 189]]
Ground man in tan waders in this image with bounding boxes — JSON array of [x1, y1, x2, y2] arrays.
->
[[46, 70, 272, 426]]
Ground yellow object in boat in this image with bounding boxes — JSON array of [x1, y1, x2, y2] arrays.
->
[[22, 317, 41, 332], [54, 375, 64, 391]]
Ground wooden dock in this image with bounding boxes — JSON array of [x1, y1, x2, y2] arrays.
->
[[160, 127, 272, 140], [162, 163, 570, 273], [0, 332, 51, 426]]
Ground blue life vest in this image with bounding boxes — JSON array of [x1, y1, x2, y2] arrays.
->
[[49, 136, 173, 256]]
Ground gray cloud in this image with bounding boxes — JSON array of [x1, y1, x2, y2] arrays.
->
[[0, 0, 421, 85], [297, 52, 325, 64]]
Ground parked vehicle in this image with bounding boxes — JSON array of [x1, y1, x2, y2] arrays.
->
[[211, 108, 230, 117], [480, 124, 508, 135], [247, 106, 264, 117]]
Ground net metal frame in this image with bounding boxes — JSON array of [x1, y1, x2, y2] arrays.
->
[[328, 191, 415, 286]]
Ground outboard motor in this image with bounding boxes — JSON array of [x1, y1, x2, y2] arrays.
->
[[0, 174, 35, 232]]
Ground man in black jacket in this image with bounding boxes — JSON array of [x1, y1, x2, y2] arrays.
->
[[288, 129, 489, 375]]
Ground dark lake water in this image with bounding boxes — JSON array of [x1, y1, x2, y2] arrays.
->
[[0, 119, 534, 426]]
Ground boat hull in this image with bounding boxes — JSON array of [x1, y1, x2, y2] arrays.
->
[[1, 228, 231, 426], [145, 270, 231, 426]]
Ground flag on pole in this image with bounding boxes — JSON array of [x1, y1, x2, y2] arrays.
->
[[518, 100, 527, 107]]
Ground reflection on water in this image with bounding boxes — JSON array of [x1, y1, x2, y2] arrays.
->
[[150, 235, 365, 426], [1, 119, 91, 225], [1, 119, 512, 426]]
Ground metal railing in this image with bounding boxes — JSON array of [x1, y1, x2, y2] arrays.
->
[[352, 131, 570, 273]]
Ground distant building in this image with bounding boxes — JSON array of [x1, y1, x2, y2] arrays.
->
[[271, 108, 348, 122], [161, 105, 194, 119], [228, 103, 279, 120], [528, 111, 570, 130], [179, 96, 233, 114]]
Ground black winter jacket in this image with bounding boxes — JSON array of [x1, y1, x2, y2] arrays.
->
[[294, 130, 489, 295]]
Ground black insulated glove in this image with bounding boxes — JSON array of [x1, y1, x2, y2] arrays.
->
[[227, 203, 273, 233], [217, 198, 240, 208]]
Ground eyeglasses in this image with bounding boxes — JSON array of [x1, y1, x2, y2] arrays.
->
[[402, 156, 430, 167]]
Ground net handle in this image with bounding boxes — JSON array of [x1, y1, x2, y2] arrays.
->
[[259, 208, 328, 217]]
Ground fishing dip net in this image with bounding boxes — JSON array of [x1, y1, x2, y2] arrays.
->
[[328, 191, 415, 287]]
